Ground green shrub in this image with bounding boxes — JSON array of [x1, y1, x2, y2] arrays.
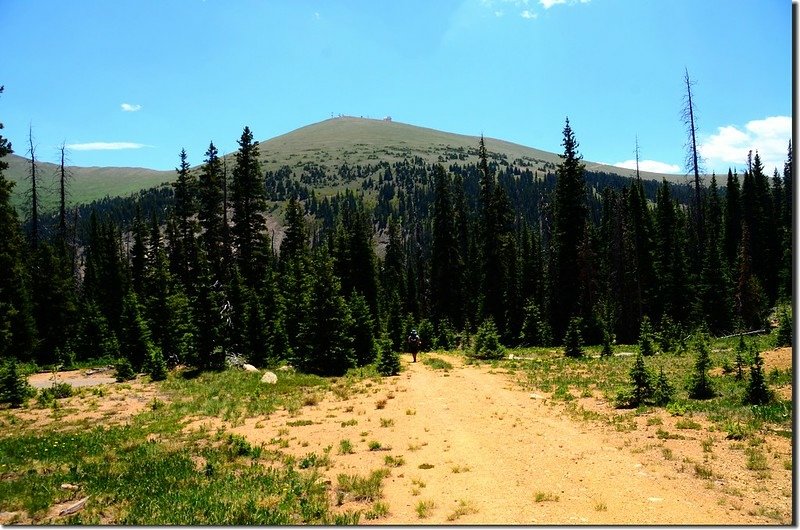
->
[[775, 305, 792, 347], [638, 316, 656, 356], [436, 319, 456, 350], [115, 358, 136, 382], [628, 351, 652, 406], [687, 331, 715, 400], [744, 349, 772, 405], [651, 366, 675, 406], [520, 301, 552, 347], [376, 336, 400, 376], [146, 347, 168, 381], [563, 316, 583, 358], [37, 382, 74, 405], [471, 319, 505, 360], [0, 359, 34, 408], [417, 319, 435, 351]]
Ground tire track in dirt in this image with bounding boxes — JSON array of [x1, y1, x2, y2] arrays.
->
[[224, 354, 768, 524]]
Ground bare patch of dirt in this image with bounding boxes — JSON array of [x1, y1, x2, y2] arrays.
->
[[10, 376, 162, 431], [8, 351, 792, 524], [220, 353, 792, 524], [28, 368, 117, 389]]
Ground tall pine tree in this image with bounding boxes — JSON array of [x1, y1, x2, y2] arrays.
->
[[550, 118, 587, 341]]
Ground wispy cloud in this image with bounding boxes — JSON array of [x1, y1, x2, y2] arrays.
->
[[520, 9, 537, 18], [698, 116, 791, 174], [314, 11, 320, 19], [614, 159, 681, 174], [121, 103, 142, 112], [540, 0, 590, 8], [66, 142, 148, 151]]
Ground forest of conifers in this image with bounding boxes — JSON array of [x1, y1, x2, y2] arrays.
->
[[0, 98, 792, 379]]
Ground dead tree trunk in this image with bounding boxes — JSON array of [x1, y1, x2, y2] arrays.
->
[[27, 125, 39, 249], [683, 68, 704, 242]]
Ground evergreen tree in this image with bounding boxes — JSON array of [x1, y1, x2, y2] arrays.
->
[[244, 291, 271, 367], [192, 253, 225, 370], [563, 315, 584, 358], [628, 350, 653, 406], [722, 169, 742, 266], [231, 126, 266, 285], [333, 196, 379, 321], [0, 118, 36, 360], [626, 176, 655, 330], [471, 318, 505, 360], [83, 215, 128, 334], [349, 292, 376, 367], [297, 251, 354, 376], [775, 305, 792, 347], [653, 180, 690, 325], [652, 366, 674, 406], [550, 119, 588, 340], [171, 148, 198, 288], [145, 346, 167, 381], [197, 142, 226, 281], [477, 137, 510, 334], [430, 164, 463, 328], [734, 334, 747, 381], [0, 358, 33, 407], [129, 205, 147, 297], [74, 299, 120, 362], [638, 315, 656, 356], [744, 349, 771, 405], [119, 292, 156, 372], [280, 196, 310, 354], [687, 331, 715, 400], [376, 335, 400, 376], [30, 242, 78, 365], [734, 225, 767, 330], [519, 300, 551, 346]]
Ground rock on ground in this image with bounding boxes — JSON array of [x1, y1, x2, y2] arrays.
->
[[260, 372, 278, 384]]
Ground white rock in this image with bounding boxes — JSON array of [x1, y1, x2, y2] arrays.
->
[[59, 497, 89, 516], [277, 365, 294, 372], [242, 364, 259, 373], [260, 371, 278, 384]]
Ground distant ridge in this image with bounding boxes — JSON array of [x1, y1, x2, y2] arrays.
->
[[5, 117, 688, 208]]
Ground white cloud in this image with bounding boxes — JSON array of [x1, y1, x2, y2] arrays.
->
[[66, 142, 148, 151], [614, 159, 681, 174], [539, 0, 590, 8], [520, 9, 537, 18], [120, 103, 142, 112], [314, 11, 320, 19], [698, 115, 791, 174], [495, 10, 504, 16]]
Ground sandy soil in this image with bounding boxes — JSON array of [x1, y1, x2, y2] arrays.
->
[[213, 350, 792, 525], [15, 348, 794, 524], [28, 368, 117, 389]]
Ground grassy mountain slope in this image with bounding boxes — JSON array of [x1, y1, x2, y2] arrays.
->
[[5, 117, 687, 209], [252, 117, 680, 182], [5, 153, 172, 210]]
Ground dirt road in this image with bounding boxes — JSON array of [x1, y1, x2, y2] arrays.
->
[[223, 354, 791, 524]]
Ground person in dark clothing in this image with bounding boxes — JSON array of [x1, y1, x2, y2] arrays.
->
[[407, 329, 421, 362]]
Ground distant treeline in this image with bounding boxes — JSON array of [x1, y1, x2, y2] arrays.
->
[[1, 115, 791, 380]]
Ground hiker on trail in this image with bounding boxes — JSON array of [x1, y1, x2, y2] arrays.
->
[[407, 329, 421, 362]]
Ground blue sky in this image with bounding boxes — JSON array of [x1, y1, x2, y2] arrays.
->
[[1, 0, 792, 177]]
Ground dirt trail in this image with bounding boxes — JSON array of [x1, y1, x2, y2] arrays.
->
[[223, 354, 788, 524]]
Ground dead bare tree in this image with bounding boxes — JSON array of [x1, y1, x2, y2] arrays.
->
[[682, 68, 704, 241], [57, 141, 73, 246], [27, 125, 39, 249]]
